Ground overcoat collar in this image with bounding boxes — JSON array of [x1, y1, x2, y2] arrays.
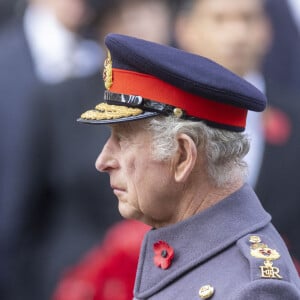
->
[[134, 184, 271, 298]]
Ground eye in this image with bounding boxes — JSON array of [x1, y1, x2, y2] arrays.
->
[[110, 123, 135, 148], [118, 132, 127, 142], [114, 131, 131, 148]]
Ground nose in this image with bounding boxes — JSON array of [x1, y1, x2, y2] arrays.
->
[[95, 138, 119, 172]]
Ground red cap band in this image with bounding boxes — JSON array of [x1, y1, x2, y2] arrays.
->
[[110, 68, 247, 128]]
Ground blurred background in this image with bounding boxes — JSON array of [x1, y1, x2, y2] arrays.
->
[[0, 0, 300, 299]]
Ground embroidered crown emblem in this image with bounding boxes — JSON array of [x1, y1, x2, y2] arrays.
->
[[103, 50, 113, 90]]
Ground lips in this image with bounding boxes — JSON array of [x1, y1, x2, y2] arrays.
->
[[111, 183, 126, 193], [111, 184, 123, 189]]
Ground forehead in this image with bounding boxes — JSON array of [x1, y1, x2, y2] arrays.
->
[[109, 119, 149, 135], [195, 0, 265, 15]]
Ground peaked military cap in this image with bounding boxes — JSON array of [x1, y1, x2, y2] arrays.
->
[[78, 33, 267, 131]]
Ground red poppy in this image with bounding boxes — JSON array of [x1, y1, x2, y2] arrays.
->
[[153, 241, 174, 270], [263, 106, 291, 145]]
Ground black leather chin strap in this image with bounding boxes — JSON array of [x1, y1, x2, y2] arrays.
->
[[104, 90, 186, 117]]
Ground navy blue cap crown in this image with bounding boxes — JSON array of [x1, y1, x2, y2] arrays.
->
[[79, 33, 267, 131]]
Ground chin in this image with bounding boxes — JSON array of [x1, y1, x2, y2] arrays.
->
[[118, 202, 142, 221]]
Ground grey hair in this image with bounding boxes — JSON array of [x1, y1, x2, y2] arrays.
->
[[145, 116, 250, 187]]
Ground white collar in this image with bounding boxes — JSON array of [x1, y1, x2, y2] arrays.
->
[[287, 0, 300, 32], [24, 4, 102, 83]]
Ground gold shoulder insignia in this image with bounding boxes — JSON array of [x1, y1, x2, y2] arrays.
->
[[249, 235, 282, 279], [237, 234, 288, 282]]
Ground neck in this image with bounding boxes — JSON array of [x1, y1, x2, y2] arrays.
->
[[172, 178, 245, 226]]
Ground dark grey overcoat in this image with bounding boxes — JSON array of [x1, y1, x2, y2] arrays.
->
[[134, 184, 300, 299]]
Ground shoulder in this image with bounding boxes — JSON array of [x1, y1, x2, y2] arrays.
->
[[232, 233, 300, 299], [232, 279, 300, 300]]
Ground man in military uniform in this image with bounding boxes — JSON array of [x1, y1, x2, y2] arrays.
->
[[78, 34, 300, 299]]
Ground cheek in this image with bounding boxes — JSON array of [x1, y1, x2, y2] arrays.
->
[[126, 158, 139, 185], [140, 170, 177, 222], [137, 162, 173, 201], [123, 157, 143, 199]]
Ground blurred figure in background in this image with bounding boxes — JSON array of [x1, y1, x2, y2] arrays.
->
[[52, 220, 150, 300], [92, 0, 175, 45], [23, 0, 102, 83], [0, 0, 108, 299], [174, 0, 272, 188], [174, 0, 300, 268], [0, 0, 21, 25], [263, 0, 300, 92], [255, 0, 300, 264]]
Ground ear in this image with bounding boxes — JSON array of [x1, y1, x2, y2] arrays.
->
[[173, 133, 198, 183]]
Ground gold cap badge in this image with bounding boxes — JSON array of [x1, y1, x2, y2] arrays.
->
[[103, 50, 113, 90]]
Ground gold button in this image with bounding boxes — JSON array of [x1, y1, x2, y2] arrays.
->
[[173, 108, 183, 118], [199, 284, 214, 299]]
